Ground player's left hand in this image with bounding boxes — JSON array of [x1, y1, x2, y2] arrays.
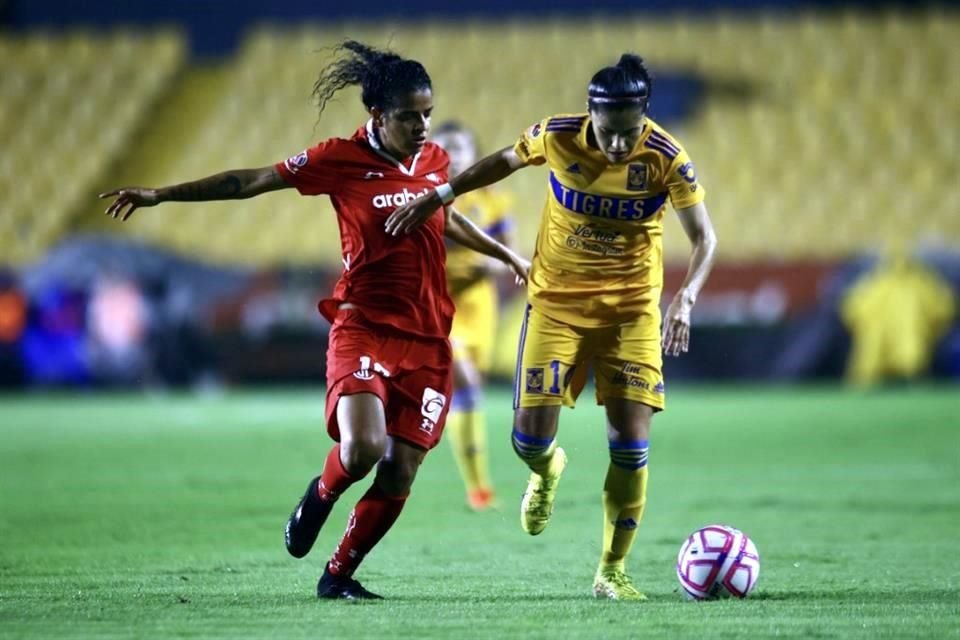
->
[[385, 191, 442, 236], [662, 290, 694, 357], [507, 254, 531, 287]]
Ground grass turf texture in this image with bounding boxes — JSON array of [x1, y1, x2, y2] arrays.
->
[[1, 386, 958, 639]]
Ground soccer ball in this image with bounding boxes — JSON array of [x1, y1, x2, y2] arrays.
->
[[676, 524, 760, 600]]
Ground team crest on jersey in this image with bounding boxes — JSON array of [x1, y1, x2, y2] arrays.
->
[[525, 367, 544, 393], [626, 164, 647, 191], [284, 150, 309, 174], [529, 123, 542, 138]]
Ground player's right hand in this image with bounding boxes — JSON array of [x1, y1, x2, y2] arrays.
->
[[99, 187, 161, 221], [384, 190, 442, 236]]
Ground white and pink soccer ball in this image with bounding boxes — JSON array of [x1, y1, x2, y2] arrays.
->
[[676, 525, 760, 600]]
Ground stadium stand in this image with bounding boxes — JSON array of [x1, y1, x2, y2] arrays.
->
[[11, 11, 960, 265], [0, 30, 186, 263]]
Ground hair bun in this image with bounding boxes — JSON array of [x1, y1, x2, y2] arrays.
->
[[616, 53, 649, 77]]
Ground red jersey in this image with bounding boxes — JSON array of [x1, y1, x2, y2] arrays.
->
[[276, 121, 454, 340]]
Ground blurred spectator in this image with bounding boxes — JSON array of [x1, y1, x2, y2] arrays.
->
[[841, 255, 956, 387], [20, 285, 90, 386], [87, 272, 152, 386], [0, 269, 28, 386]]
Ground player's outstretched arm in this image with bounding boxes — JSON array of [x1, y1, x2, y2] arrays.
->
[[444, 206, 530, 286], [385, 146, 527, 236], [99, 166, 289, 221], [662, 201, 718, 357]]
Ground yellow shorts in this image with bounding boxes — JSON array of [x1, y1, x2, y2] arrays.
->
[[513, 304, 665, 411], [450, 280, 498, 373]]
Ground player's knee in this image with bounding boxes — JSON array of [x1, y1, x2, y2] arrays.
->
[[341, 433, 386, 475], [376, 456, 420, 496], [511, 428, 554, 461]]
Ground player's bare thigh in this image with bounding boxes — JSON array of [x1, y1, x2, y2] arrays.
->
[[336, 392, 387, 474], [604, 397, 653, 442], [335, 394, 431, 496], [514, 405, 562, 441]]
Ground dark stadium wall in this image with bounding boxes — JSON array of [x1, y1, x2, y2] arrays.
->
[[6, 0, 953, 56]]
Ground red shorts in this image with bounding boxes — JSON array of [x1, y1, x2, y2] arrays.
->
[[325, 309, 453, 450]]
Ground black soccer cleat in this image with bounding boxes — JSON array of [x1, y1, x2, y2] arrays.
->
[[317, 566, 383, 600], [284, 476, 334, 559]]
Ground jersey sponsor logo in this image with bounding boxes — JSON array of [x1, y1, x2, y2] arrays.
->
[[627, 163, 648, 191], [420, 387, 447, 434], [525, 367, 544, 393], [549, 172, 666, 221], [371, 187, 431, 209], [364, 171, 385, 179], [566, 224, 624, 255], [611, 363, 654, 390], [425, 172, 442, 184], [677, 161, 697, 184], [572, 224, 620, 243], [565, 235, 625, 256], [284, 150, 309, 174]]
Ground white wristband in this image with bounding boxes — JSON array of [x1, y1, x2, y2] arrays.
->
[[435, 182, 456, 205]]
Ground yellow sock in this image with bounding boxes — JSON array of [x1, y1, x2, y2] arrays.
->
[[447, 409, 491, 492], [600, 463, 649, 571]]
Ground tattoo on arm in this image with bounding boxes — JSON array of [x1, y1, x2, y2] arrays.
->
[[165, 173, 245, 202]]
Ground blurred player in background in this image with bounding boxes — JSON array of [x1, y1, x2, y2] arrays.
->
[[432, 121, 516, 511], [387, 53, 718, 601], [100, 41, 529, 600]]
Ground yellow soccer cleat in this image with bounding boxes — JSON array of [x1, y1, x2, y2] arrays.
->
[[593, 567, 648, 601], [520, 447, 567, 535]]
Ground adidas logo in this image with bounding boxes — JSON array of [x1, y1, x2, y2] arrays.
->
[[566, 163, 581, 174]]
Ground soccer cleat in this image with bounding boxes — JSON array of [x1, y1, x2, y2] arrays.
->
[[284, 476, 334, 559], [467, 487, 496, 512], [593, 567, 648, 601], [520, 447, 567, 535], [317, 566, 383, 600]]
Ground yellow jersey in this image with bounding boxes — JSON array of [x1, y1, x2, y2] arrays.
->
[[513, 113, 706, 327], [447, 188, 514, 289]]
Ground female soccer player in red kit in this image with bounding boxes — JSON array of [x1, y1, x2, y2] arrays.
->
[[100, 41, 529, 600]]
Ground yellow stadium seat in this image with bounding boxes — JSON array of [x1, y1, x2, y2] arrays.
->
[[44, 14, 956, 264]]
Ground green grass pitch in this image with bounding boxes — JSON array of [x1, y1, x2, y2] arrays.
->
[[1, 386, 958, 638]]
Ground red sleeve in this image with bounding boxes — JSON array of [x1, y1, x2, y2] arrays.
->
[[275, 139, 342, 196]]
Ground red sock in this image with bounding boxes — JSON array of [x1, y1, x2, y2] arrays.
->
[[317, 444, 361, 502], [327, 483, 408, 577]]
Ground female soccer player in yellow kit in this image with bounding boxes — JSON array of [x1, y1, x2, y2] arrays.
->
[[387, 54, 718, 601], [432, 121, 516, 511]]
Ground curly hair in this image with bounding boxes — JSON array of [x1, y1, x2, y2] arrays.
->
[[312, 40, 432, 118]]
